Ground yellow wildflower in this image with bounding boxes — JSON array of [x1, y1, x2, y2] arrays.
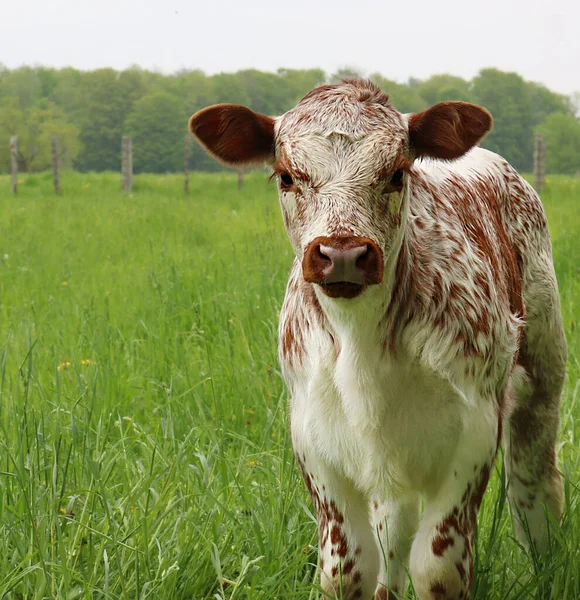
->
[[61, 281, 68, 287], [57, 360, 71, 371]]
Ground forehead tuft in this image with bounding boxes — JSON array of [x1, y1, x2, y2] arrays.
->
[[278, 79, 405, 140], [300, 79, 391, 107]]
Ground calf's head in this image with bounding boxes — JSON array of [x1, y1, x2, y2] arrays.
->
[[189, 80, 491, 299]]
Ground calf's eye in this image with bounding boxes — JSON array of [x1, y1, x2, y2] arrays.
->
[[280, 173, 294, 188], [390, 170, 404, 188]]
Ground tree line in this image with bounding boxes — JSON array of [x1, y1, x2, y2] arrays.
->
[[0, 65, 579, 175]]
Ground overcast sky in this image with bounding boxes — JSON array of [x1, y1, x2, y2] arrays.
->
[[1, 0, 579, 96]]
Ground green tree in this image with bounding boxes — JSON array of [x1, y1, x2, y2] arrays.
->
[[277, 68, 326, 105], [331, 68, 363, 83], [124, 92, 185, 173], [571, 92, 580, 118], [538, 113, 580, 175], [50, 67, 84, 120], [370, 74, 427, 113], [211, 73, 251, 106], [0, 97, 23, 173], [0, 98, 81, 172], [236, 69, 287, 115], [0, 66, 43, 109], [74, 68, 145, 172], [472, 69, 533, 171], [417, 74, 473, 105], [169, 69, 215, 117], [1, 64, 577, 174], [527, 82, 574, 128]]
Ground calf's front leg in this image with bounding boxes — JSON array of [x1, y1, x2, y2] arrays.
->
[[295, 452, 379, 599], [372, 494, 420, 599], [410, 411, 498, 600]]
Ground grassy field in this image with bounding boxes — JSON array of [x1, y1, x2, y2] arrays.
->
[[0, 170, 578, 599]]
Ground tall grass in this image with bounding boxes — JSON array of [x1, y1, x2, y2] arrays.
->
[[0, 171, 578, 599]]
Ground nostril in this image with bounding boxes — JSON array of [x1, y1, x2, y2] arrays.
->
[[316, 245, 333, 266], [355, 247, 369, 269]]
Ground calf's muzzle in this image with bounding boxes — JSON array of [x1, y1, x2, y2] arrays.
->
[[302, 236, 383, 299]]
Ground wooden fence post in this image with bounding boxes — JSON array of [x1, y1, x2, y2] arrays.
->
[[122, 136, 133, 193], [184, 134, 190, 193], [51, 136, 61, 195], [10, 136, 18, 195], [534, 134, 546, 193]]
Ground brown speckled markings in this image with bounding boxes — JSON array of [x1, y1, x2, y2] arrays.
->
[[189, 79, 567, 600], [374, 586, 399, 600], [428, 463, 493, 597], [278, 263, 329, 371], [296, 454, 378, 599], [504, 298, 566, 549]]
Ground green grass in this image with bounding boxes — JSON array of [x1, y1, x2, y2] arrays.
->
[[0, 170, 578, 599]]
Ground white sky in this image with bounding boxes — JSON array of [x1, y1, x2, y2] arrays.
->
[[1, 0, 579, 96]]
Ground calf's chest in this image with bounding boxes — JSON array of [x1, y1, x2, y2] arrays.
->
[[289, 335, 467, 496]]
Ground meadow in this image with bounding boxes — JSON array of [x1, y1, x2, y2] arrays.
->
[[0, 170, 578, 599]]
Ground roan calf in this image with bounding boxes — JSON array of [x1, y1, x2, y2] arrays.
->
[[189, 79, 566, 600]]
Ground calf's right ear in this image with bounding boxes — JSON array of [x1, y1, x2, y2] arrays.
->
[[189, 104, 276, 167]]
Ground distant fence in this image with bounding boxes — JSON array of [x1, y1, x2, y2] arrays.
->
[[5, 134, 246, 195], [5, 134, 548, 195], [121, 136, 133, 193], [10, 136, 18, 194], [51, 137, 61, 195], [534, 134, 546, 193]]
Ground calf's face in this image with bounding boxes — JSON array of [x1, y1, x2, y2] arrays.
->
[[189, 80, 492, 299]]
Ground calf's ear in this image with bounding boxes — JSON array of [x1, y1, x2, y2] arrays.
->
[[189, 104, 275, 167], [408, 102, 492, 160]]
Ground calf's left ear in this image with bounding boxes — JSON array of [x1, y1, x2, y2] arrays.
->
[[408, 102, 492, 160], [189, 104, 276, 167]]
